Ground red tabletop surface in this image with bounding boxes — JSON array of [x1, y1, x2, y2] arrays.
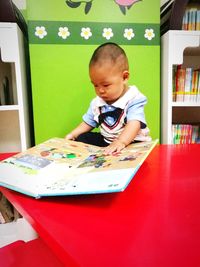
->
[[1, 144, 200, 267]]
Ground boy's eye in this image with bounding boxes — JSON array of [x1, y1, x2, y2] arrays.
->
[[103, 84, 110, 88]]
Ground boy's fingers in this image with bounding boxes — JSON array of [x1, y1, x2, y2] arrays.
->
[[65, 134, 75, 140], [103, 145, 118, 155]]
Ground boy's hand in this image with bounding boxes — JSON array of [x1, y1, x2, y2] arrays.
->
[[103, 139, 126, 155], [65, 133, 75, 140]]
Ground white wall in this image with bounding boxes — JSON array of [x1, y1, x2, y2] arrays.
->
[[160, 0, 170, 6], [12, 0, 26, 9]]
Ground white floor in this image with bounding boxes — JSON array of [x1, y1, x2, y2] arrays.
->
[[0, 217, 38, 248]]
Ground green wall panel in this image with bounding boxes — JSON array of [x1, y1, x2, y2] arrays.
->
[[27, 0, 160, 144]]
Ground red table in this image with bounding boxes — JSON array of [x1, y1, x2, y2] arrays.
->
[[1, 144, 200, 267]]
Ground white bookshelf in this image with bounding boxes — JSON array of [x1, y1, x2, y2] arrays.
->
[[0, 23, 31, 152], [161, 30, 200, 144]]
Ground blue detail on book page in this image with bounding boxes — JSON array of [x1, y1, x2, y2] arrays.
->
[[13, 155, 52, 170]]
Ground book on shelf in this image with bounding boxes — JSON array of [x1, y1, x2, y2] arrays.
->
[[184, 67, 192, 102], [197, 72, 200, 102], [182, 7, 200, 31], [172, 124, 200, 144], [191, 70, 199, 102], [173, 65, 200, 103], [197, 10, 200, 30], [0, 138, 158, 198], [175, 65, 185, 102], [172, 65, 177, 101]]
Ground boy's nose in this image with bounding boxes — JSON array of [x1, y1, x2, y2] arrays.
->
[[98, 86, 105, 93]]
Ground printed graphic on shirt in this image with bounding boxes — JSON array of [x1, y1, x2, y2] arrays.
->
[[98, 107, 125, 129]]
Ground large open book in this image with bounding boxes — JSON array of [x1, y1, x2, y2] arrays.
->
[[0, 138, 158, 198]]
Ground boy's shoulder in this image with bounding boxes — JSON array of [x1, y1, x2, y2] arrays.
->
[[113, 86, 147, 109], [116, 85, 145, 103], [126, 85, 140, 97]]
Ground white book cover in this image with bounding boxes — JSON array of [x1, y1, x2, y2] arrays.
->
[[184, 68, 192, 102], [196, 10, 200, 30], [0, 138, 158, 198], [197, 72, 200, 103]]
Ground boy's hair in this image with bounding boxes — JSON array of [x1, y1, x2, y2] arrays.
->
[[89, 42, 129, 71]]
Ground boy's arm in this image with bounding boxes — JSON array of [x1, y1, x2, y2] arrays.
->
[[103, 120, 141, 155], [65, 121, 93, 140]]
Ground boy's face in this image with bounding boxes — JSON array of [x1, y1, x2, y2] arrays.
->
[[89, 61, 129, 104]]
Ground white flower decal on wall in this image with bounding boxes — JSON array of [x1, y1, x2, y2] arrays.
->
[[102, 28, 114, 40], [58, 27, 70, 39], [123, 28, 135, 40], [35, 26, 47, 39], [144, 29, 155, 41], [80, 27, 92, 39]]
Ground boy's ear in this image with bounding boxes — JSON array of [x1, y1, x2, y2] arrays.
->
[[123, 70, 129, 80]]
